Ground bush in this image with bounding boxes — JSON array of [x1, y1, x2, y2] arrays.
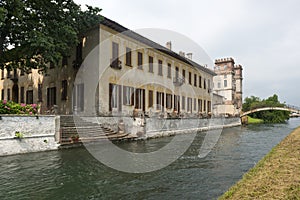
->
[[0, 100, 38, 115]]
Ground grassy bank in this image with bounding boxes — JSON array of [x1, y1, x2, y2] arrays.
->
[[247, 116, 264, 124], [219, 126, 300, 199]]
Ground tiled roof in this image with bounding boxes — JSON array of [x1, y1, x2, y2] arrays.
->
[[100, 17, 216, 76]]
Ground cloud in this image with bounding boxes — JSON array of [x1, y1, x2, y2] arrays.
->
[[74, 0, 300, 106]]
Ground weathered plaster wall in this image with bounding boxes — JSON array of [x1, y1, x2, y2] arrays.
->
[[0, 115, 59, 156]]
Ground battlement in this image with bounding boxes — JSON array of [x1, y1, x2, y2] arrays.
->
[[215, 57, 235, 64]]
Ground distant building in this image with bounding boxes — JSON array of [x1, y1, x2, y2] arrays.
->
[[213, 57, 243, 116]]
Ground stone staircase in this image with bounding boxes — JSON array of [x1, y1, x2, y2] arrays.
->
[[59, 116, 136, 145]]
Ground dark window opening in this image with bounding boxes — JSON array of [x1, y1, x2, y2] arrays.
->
[[167, 63, 171, 78], [137, 52, 143, 69], [20, 87, 25, 103], [125, 47, 132, 66], [26, 90, 33, 104], [158, 60, 163, 76], [148, 56, 153, 73], [47, 87, 56, 109], [62, 56, 68, 66], [38, 84, 43, 102], [61, 80, 68, 100], [148, 90, 153, 108]]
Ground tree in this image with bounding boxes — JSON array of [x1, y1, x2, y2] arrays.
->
[[242, 94, 290, 123], [0, 0, 102, 71]]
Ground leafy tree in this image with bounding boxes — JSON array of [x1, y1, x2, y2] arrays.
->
[[242, 94, 290, 123], [0, 0, 102, 71]]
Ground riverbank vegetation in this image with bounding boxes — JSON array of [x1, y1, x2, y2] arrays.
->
[[247, 116, 264, 124], [219, 126, 300, 199], [242, 94, 290, 123]]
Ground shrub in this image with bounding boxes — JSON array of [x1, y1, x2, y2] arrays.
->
[[0, 100, 38, 115]]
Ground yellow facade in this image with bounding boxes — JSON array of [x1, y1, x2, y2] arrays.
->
[[0, 17, 215, 116]]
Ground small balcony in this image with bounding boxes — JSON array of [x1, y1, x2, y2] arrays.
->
[[110, 59, 122, 70], [173, 77, 184, 87]]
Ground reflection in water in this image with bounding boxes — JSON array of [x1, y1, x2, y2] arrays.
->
[[0, 118, 299, 200]]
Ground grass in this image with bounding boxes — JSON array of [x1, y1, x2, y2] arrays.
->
[[219, 126, 300, 199], [247, 116, 264, 124]]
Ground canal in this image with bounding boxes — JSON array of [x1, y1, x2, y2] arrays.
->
[[1, 118, 300, 200]]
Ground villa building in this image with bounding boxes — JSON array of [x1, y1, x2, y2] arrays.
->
[[0, 17, 216, 117]]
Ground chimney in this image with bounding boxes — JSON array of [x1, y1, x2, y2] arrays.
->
[[179, 51, 185, 57], [166, 41, 172, 50], [186, 53, 192, 60]]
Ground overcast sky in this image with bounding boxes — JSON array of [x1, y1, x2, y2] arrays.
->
[[75, 0, 300, 106]]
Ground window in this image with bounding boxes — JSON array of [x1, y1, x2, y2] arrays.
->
[[135, 89, 145, 110], [26, 90, 33, 104], [218, 82, 221, 88], [158, 60, 163, 76], [166, 94, 172, 109], [38, 84, 43, 102], [12, 84, 19, 103], [182, 69, 186, 82], [7, 69, 11, 78], [20, 68, 25, 76], [175, 67, 179, 79], [194, 98, 197, 111], [208, 101, 211, 112], [7, 89, 10, 101], [199, 76, 202, 88], [47, 87, 56, 108], [194, 74, 197, 87], [123, 86, 133, 105], [137, 52, 143, 69], [61, 80, 68, 100], [62, 56, 68, 66], [111, 42, 119, 68], [174, 95, 180, 111], [1, 89, 4, 100], [203, 100, 206, 112], [204, 79, 206, 89], [156, 91, 164, 110], [198, 99, 202, 112], [109, 83, 118, 111], [208, 79, 211, 91], [224, 80, 227, 87], [148, 90, 153, 108], [50, 62, 55, 69], [148, 56, 153, 73], [167, 63, 171, 78], [12, 69, 17, 79], [20, 87, 24, 103], [181, 96, 185, 110], [73, 84, 85, 112], [125, 47, 132, 66], [187, 97, 192, 112], [1, 69, 4, 79], [188, 72, 192, 85]]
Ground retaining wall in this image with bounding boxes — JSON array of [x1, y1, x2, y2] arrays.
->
[[0, 115, 59, 156]]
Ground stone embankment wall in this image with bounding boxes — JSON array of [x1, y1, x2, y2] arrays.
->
[[81, 116, 241, 138], [145, 117, 241, 138], [0, 115, 59, 156]]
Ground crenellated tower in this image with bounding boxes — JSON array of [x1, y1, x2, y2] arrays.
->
[[213, 57, 243, 115]]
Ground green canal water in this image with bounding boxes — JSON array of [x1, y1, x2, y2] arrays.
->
[[1, 118, 300, 200]]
